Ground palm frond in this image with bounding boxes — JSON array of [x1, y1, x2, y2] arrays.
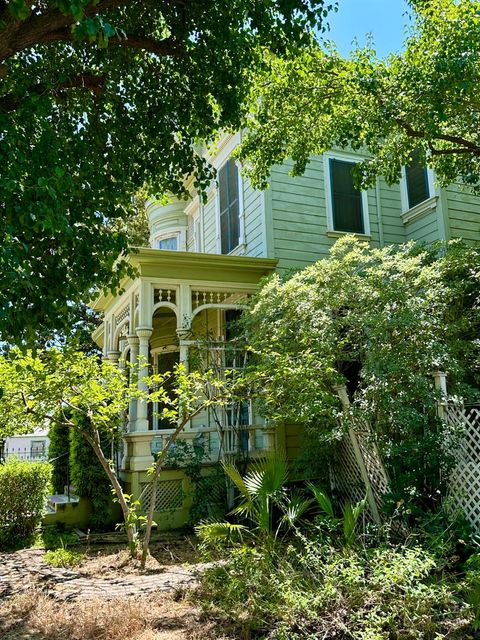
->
[[195, 520, 248, 544], [308, 482, 334, 518], [222, 462, 250, 499]]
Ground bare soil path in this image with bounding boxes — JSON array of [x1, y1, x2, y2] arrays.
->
[[0, 537, 227, 640], [0, 548, 207, 601]]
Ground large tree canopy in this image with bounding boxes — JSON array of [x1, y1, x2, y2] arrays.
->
[[240, 0, 480, 191], [0, 0, 328, 345]]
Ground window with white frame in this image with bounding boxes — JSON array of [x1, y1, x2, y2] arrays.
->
[[326, 156, 369, 234], [218, 158, 240, 254], [404, 149, 431, 209], [157, 235, 178, 251]]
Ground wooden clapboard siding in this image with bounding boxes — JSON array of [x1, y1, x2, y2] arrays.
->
[[202, 191, 217, 254], [445, 184, 480, 243], [243, 175, 265, 257], [404, 210, 440, 244]]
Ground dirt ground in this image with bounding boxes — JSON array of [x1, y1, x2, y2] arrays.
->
[[0, 534, 230, 640]]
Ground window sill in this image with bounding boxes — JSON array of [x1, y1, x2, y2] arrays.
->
[[227, 243, 246, 257], [326, 230, 371, 240], [401, 196, 438, 225]]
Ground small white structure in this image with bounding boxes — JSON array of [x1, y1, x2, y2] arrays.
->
[[2, 429, 50, 461]]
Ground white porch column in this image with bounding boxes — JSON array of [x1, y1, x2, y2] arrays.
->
[[135, 327, 153, 432], [127, 335, 140, 432], [432, 371, 448, 420], [106, 350, 121, 364]]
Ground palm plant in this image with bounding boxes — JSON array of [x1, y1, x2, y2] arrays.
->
[[197, 456, 311, 545]]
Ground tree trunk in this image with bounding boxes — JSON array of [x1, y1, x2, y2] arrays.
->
[[139, 409, 204, 569], [86, 432, 137, 554]]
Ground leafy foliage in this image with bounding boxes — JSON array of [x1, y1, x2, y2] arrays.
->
[[240, 0, 480, 193], [44, 546, 84, 568], [0, 458, 52, 549], [69, 426, 114, 531], [48, 422, 70, 494], [242, 237, 480, 509], [0, 0, 328, 345], [199, 542, 474, 639]]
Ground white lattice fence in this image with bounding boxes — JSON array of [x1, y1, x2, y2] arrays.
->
[[331, 423, 390, 524], [140, 479, 184, 512], [445, 404, 480, 532]]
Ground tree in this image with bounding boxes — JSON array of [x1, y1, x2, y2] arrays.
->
[[0, 348, 234, 558], [240, 0, 480, 192], [0, 0, 327, 345], [243, 237, 480, 509]]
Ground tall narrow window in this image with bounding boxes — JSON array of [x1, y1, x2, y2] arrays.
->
[[219, 159, 240, 254], [405, 149, 430, 209], [330, 159, 364, 233]]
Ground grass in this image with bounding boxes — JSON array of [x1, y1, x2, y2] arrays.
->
[[0, 588, 222, 640]]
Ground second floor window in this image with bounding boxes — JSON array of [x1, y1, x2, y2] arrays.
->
[[330, 158, 365, 233], [405, 149, 430, 209], [219, 159, 240, 254]]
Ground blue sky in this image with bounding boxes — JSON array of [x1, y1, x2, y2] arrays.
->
[[325, 0, 412, 57]]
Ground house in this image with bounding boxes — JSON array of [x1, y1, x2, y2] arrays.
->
[[91, 132, 480, 528], [1, 429, 49, 461]]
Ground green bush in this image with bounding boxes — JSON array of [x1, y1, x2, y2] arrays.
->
[[69, 427, 114, 530], [0, 458, 52, 549], [44, 546, 84, 568], [48, 422, 70, 493]]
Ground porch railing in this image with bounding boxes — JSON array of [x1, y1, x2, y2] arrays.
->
[[150, 423, 275, 463]]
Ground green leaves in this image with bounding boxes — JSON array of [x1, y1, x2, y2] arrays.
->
[[244, 237, 479, 506], [0, 0, 328, 345], [240, 0, 480, 191]]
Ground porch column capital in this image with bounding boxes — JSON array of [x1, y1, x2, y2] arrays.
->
[[135, 326, 153, 340], [106, 350, 121, 363], [127, 334, 140, 347]]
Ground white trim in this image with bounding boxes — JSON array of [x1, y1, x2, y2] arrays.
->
[[401, 195, 439, 225], [323, 151, 370, 236], [216, 157, 244, 255]]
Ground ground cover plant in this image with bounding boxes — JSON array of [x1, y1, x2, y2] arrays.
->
[[196, 459, 480, 639]]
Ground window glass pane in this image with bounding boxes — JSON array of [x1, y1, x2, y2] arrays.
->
[[219, 159, 240, 254], [158, 236, 178, 251], [405, 149, 430, 209], [330, 159, 364, 233]]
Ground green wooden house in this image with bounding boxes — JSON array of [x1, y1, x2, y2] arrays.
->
[[91, 132, 480, 528]]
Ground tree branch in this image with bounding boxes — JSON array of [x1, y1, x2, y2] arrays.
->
[[395, 117, 480, 156], [0, 1, 184, 61], [0, 73, 105, 112]]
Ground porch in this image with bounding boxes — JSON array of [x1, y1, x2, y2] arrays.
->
[[92, 249, 278, 525]]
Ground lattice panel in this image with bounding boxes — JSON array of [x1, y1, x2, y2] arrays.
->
[[331, 422, 390, 523], [445, 405, 480, 532], [141, 479, 183, 512]]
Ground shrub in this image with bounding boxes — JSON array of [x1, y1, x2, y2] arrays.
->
[[48, 422, 70, 494], [69, 427, 114, 530], [44, 547, 84, 568], [0, 458, 52, 549], [199, 542, 473, 639]]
